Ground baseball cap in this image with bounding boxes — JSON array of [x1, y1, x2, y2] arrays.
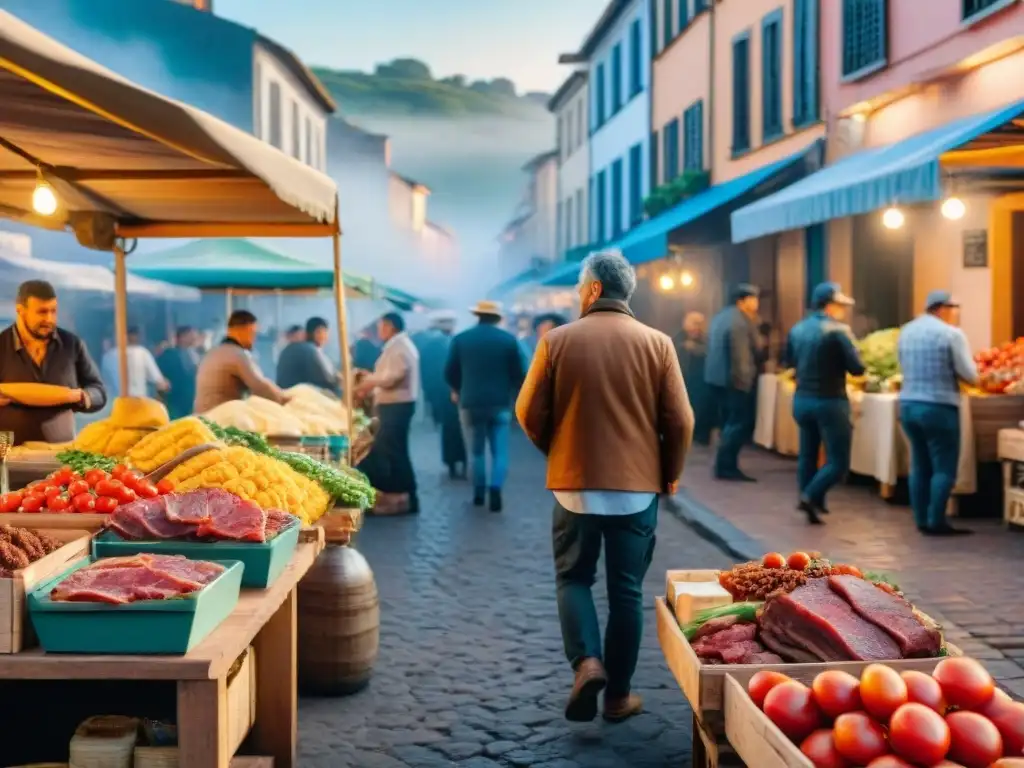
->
[[811, 281, 855, 308], [730, 283, 760, 302], [925, 290, 959, 311]]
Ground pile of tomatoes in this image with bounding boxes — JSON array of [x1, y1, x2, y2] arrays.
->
[[0, 465, 174, 515], [749, 658, 1024, 767]]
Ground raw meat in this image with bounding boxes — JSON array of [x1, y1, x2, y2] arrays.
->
[[719, 641, 766, 664], [107, 509, 149, 540], [163, 489, 220, 524], [759, 578, 901, 662], [121, 498, 195, 539], [197, 493, 267, 543], [828, 575, 942, 658], [50, 554, 225, 604], [264, 509, 297, 540], [691, 614, 744, 641], [745, 652, 785, 665], [691, 622, 758, 655]]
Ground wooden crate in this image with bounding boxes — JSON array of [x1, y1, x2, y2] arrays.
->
[[655, 596, 961, 724], [723, 674, 809, 768], [0, 529, 91, 653], [974, 397, 1024, 462], [1004, 484, 1024, 529], [998, 428, 1024, 462], [0, 513, 109, 531]]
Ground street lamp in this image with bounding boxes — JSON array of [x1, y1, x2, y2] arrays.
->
[[941, 196, 966, 221], [882, 207, 905, 230], [658, 274, 675, 291], [680, 270, 695, 288]]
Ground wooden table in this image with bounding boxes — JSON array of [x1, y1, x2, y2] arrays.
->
[[0, 531, 325, 768]]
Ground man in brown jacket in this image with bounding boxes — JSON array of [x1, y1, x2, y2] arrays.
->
[[516, 249, 694, 724]]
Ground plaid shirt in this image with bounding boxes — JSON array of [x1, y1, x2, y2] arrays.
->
[[897, 314, 978, 407]]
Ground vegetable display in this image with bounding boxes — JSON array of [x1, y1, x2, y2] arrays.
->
[[0, 465, 174, 515], [72, 397, 171, 457], [974, 340, 1024, 395], [126, 417, 219, 473], [749, 659, 1024, 767], [857, 328, 901, 382], [202, 385, 362, 437]]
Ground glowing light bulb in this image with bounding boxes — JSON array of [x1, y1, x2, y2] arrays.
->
[[680, 270, 695, 288], [941, 197, 966, 221], [882, 207, 904, 230], [658, 274, 675, 291], [32, 182, 57, 216]]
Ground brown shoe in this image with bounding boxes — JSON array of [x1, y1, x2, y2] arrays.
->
[[565, 657, 607, 722], [603, 693, 643, 723]]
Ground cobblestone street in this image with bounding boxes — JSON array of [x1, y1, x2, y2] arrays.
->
[[298, 425, 732, 767]]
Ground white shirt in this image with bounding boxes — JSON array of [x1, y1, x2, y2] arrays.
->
[[554, 491, 657, 516], [102, 345, 166, 398]]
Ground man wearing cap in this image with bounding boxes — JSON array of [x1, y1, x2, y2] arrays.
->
[[786, 283, 865, 524], [897, 291, 978, 536], [705, 284, 762, 481]]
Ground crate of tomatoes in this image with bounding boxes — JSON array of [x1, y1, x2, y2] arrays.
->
[[724, 657, 1024, 767], [0, 464, 175, 530]]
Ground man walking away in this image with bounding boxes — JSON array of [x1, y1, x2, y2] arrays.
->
[[422, 312, 466, 478], [898, 291, 978, 536], [355, 312, 421, 514], [446, 300, 525, 511], [157, 326, 200, 419], [517, 250, 693, 724], [705, 285, 761, 481], [787, 283, 865, 524], [275, 317, 341, 394]]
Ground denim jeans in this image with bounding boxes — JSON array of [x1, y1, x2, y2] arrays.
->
[[793, 394, 852, 505], [552, 497, 657, 698], [900, 400, 960, 530], [711, 386, 754, 476], [459, 408, 511, 491]]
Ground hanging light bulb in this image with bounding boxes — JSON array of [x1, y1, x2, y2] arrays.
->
[[882, 206, 905, 230], [658, 274, 675, 291], [941, 196, 966, 221], [32, 180, 57, 216], [680, 270, 695, 288]]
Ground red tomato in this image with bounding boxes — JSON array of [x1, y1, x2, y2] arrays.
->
[[988, 701, 1024, 757], [112, 464, 129, 480], [66, 480, 90, 498], [122, 472, 143, 489], [136, 481, 159, 499], [84, 469, 108, 487], [861, 664, 908, 721], [901, 670, 946, 714], [43, 485, 63, 500], [50, 468, 73, 485], [749, 671, 791, 709], [72, 493, 96, 513], [933, 658, 995, 711], [946, 711, 1003, 768], [866, 757, 915, 768], [763, 681, 822, 742], [787, 551, 811, 570], [800, 729, 848, 768], [115, 485, 137, 504], [833, 712, 889, 765], [93, 496, 118, 514], [812, 671, 862, 720], [93, 478, 121, 498], [47, 495, 71, 513], [0, 492, 23, 513], [889, 703, 951, 766], [155, 479, 174, 495], [762, 552, 786, 569], [977, 688, 1014, 718], [21, 495, 44, 513]]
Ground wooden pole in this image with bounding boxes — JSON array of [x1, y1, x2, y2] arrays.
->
[[113, 242, 129, 397], [331, 208, 353, 466]]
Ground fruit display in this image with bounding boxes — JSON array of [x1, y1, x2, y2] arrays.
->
[[0, 465, 175, 515], [974, 340, 1024, 395], [747, 658, 1024, 767], [73, 397, 171, 457], [125, 417, 219, 473]]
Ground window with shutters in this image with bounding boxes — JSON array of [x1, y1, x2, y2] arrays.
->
[[792, 0, 819, 127], [963, 0, 1015, 21], [596, 170, 607, 243], [650, 130, 660, 187], [611, 159, 624, 238], [304, 117, 312, 165], [663, 118, 680, 181], [761, 10, 783, 141], [291, 102, 301, 159], [629, 143, 643, 225], [683, 100, 704, 171], [663, 0, 673, 47], [731, 32, 751, 154], [651, 0, 661, 56], [611, 44, 623, 112], [679, 0, 690, 29], [595, 63, 607, 127], [842, 0, 887, 79], [630, 19, 643, 95]]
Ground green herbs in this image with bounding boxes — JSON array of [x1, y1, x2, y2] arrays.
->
[[200, 418, 274, 455], [681, 602, 762, 640], [864, 571, 902, 593], [56, 449, 118, 473]]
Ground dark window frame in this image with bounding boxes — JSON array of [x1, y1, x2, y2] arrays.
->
[[629, 18, 644, 96], [629, 142, 643, 226], [841, 0, 888, 82], [663, 117, 680, 181], [683, 100, 704, 172], [792, 0, 820, 128], [963, 0, 1016, 22], [611, 158, 624, 238], [611, 43, 623, 113], [761, 8, 784, 142], [731, 30, 752, 156]]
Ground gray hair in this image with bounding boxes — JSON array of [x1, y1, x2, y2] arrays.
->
[[579, 248, 637, 301]]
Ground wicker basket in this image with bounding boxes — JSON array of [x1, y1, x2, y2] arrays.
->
[[350, 418, 379, 466]]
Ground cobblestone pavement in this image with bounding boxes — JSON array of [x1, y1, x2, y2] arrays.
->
[[298, 426, 732, 767], [676, 445, 1024, 697]]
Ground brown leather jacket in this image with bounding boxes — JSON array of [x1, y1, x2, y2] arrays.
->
[[516, 299, 694, 493]]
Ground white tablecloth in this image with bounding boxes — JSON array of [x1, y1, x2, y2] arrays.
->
[[753, 374, 778, 449]]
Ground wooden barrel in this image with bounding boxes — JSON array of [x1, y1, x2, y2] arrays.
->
[[297, 544, 380, 695], [971, 395, 1024, 463]]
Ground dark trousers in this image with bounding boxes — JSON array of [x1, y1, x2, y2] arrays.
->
[[435, 398, 466, 467], [900, 401, 960, 530], [552, 497, 657, 698], [360, 402, 417, 496], [711, 385, 754, 476], [793, 394, 852, 505]]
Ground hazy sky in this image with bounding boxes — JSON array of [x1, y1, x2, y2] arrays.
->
[[213, 0, 606, 92]]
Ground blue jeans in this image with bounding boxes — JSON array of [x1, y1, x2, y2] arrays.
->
[[711, 386, 754, 475], [900, 401, 960, 530], [459, 408, 511, 491], [793, 395, 852, 505], [552, 497, 657, 698]]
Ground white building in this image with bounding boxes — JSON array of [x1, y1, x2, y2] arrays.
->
[[548, 71, 589, 258], [562, 0, 651, 247], [498, 150, 559, 279]]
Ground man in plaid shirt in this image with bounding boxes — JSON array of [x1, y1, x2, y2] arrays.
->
[[897, 291, 978, 536]]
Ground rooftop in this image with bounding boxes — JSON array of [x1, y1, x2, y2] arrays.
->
[[559, 0, 632, 63], [547, 71, 587, 113], [522, 150, 558, 173], [389, 170, 431, 194], [255, 33, 336, 113]]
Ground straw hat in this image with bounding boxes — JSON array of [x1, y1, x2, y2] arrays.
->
[[469, 300, 503, 317]]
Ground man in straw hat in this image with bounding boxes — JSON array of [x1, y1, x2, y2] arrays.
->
[[445, 300, 526, 511], [517, 249, 693, 724]]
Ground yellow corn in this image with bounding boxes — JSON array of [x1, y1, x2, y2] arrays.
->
[[73, 420, 150, 458], [127, 417, 218, 473]]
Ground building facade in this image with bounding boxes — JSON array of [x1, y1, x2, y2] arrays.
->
[[497, 151, 560, 280], [549, 72, 590, 258]]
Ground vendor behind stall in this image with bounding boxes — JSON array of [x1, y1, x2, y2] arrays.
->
[[275, 316, 341, 394], [0, 280, 106, 445], [193, 310, 288, 413]]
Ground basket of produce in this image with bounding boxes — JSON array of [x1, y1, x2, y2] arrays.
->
[[350, 417, 379, 467], [28, 554, 243, 654], [724, 657, 1024, 767], [92, 489, 301, 588], [657, 553, 959, 725]]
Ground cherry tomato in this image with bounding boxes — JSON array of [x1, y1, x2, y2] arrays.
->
[[47, 495, 71, 513], [122, 471, 143, 489], [93, 496, 119, 514], [762, 552, 786, 569], [933, 657, 995, 712], [0, 492, 23, 513], [21, 495, 44, 513], [763, 681, 822, 742], [115, 485, 137, 504], [800, 729, 847, 768], [787, 551, 811, 570], [43, 485, 63, 500], [93, 478, 121, 498], [155, 479, 174, 495], [66, 480, 90, 498], [112, 464, 129, 480], [136, 481, 159, 499], [988, 701, 1024, 757], [748, 671, 791, 710], [84, 469, 108, 487], [889, 703, 951, 766], [812, 671, 862, 720], [833, 711, 889, 765], [860, 664, 908, 721], [901, 670, 946, 714], [866, 757, 915, 768], [50, 468, 73, 485], [72, 493, 96, 513], [946, 711, 1003, 768]]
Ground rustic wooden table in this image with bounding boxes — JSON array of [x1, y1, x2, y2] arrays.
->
[[0, 530, 325, 768]]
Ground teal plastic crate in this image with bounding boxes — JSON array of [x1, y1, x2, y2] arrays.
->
[[28, 558, 243, 654], [92, 518, 300, 588]]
